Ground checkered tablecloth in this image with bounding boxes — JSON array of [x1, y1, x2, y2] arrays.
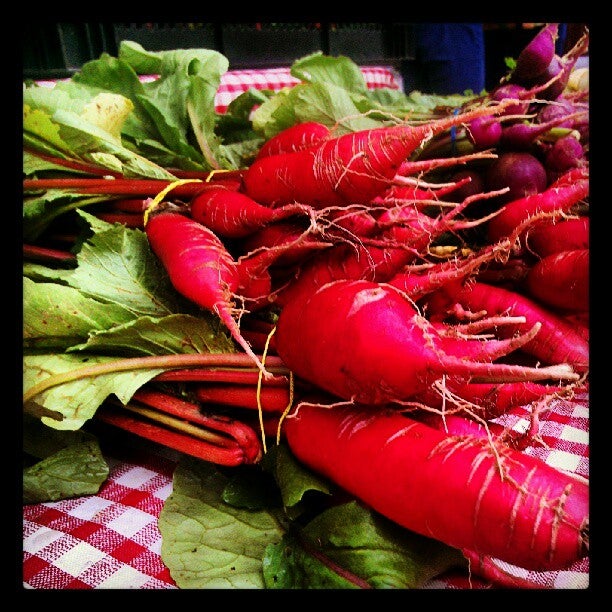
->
[[33, 65, 402, 114], [22, 393, 589, 590]]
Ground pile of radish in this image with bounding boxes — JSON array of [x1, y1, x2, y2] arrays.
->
[[24, 24, 589, 588], [136, 24, 590, 585]]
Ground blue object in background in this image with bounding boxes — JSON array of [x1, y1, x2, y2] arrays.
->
[[401, 23, 485, 95]]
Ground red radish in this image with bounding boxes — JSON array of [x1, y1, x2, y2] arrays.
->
[[325, 206, 379, 238], [283, 402, 588, 571], [238, 220, 333, 269], [486, 170, 589, 242], [144, 211, 270, 378], [243, 103, 511, 208], [373, 175, 474, 206], [274, 279, 579, 406], [525, 216, 589, 257], [393, 150, 497, 178], [512, 23, 559, 81], [489, 84, 532, 116], [424, 280, 589, 374], [273, 194, 488, 308], [189, 185, 311, 239], [484, 151, 548, 204], [524, 249, 589, 312], [255, 121, 331, 159], [466, 116, 503, 150], [387, 239, 511, 301], [498, 111, 587, 151], [416, 379, 574, 420], [544, 134, 586, 176]]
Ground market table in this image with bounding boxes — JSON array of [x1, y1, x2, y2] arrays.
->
[[23, 393, 589, 590], [23, 65, 589, 590]]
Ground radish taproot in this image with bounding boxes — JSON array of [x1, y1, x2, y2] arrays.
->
[[524, 249, 589, 312], [144, 211, 271, 378], [486, 169, 589, 242], [283, 402, 588, 571], [424, 280, 589, 373], [189, 185, 312, 239], [525, 216, 589, 257], [512, 23, 560, 82], [243, 103, 511, 208], [274, 279, 579, 405]]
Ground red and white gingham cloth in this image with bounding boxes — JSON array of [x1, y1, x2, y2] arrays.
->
[[22, 393, 589, 590], [33, 65, 401, 114]]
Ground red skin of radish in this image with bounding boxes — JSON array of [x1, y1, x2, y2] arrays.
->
[[486, 171, 589, 242], [466, 116, 502, 150], [544, 134, 585, 175], [525, 216, 589, 257], [189, 185, 310, 239], [416, 380, 572, 420], [513, 23, 559, 81], [275, 279, 578, 405], [255, 121, 331, 159], [524, 249, 589, 312], [274, 203, 473, 308], [283, 403, 588, 571], [144, 212, 269, 377], [484, 151, 548, 205], [424, 280, 589, 374], [238, 220, 333, 268], [243, 104, 509, 208]]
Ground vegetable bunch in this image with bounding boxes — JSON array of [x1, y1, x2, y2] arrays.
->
[[23, 26, 589, 589]]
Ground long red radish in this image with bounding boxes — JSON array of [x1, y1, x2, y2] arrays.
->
[[524, 249, 589, 312], [144, 211, 271, 378], [274, 192, 496, 308], [424, 280, 589, 373], [274, 279, 579, 405], [486, 171, 589, 242], [283, 402, 588, 571], [524, 216, 589, 257], [512, 23, 559, 81], [243, 103, 511, 208], [255, 121, 331, 159], [189, 185, 312, 239]]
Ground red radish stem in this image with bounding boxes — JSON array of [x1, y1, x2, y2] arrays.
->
[[95, 212, 144, 228], [243, 103, 511, 208], [189, 185, 313, 239], [283, 402, 588, 571], [524, 249, 589, 312], [424, 280, 589, 374], [486, 171, 589, 242], [154, 368, 288, 385], [255, 121, 331, 159], [22, 178, 224, 198], [275, 279, 579, 406], [195, 384, 291, 413], [144, 211, 271, 379], [23, 244, 77, 266]]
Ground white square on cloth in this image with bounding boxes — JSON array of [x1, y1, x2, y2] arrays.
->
[[106, 506, 155, 538], [54, 540, 107, 575]]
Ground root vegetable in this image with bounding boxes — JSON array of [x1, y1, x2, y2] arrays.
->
[[283, 402, 589, 571]]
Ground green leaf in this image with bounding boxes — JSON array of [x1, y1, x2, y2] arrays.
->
[[60, 211, 179, 317], [265, 501, 466, 589], [263, 532, 359, 589], [159, 458, 285, 589], [23, 276, 136, 350], [69, 313, 236, 356], [290, 52, 368, 94], [23, 353, 163, 430], [23, 439, 109, 504]]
